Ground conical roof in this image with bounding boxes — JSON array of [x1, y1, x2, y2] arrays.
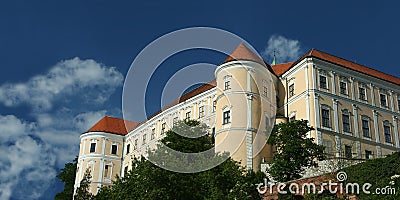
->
[[224, 43, 265, 65], [87, 116, 139, 135]]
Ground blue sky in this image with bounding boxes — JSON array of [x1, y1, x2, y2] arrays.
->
[[0, 0, 400, 199]]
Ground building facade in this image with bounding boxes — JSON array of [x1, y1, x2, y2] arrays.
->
[[74, 44, 400, 195]]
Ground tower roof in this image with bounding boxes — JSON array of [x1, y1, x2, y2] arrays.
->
[[224, 43, 266, 65], [87, 116, 139, 136]]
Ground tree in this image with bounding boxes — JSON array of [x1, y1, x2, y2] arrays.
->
[[95, 120, 265, 200], [55, 156, 78, 200], [74, 169, 94, 200], [267, 120, 325, 182]]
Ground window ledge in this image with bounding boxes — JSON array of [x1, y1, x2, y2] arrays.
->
[[362, 137, 372, 141], [343, 132, 353, 136], [384, 142, 393, 146]]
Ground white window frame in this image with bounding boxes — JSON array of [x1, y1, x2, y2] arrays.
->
[[383, 120, 392, 144], [198, 106, 205, 118], [379, 91, 388, 107], [321, 104, 331, 129], [361, 115, 371, 138], [223, 75, 232, 91], [358, 83, 367, 101], [342, 109, 351, 133], [89, 139, 97, 153], [339, 78, 348, 95], [110, 142, 118, 155], [319, 72, 328, 90]]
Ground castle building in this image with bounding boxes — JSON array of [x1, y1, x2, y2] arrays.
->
[[74, 44, 400, 195]]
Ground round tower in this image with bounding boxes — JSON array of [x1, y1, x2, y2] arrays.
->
[[214, 43, 277, 171], [74, 116, 137, 196]]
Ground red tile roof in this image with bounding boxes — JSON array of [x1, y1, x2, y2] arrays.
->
[[146, 80, 217, 120], [224, 43, 266, 65], [274, 49, 400, 86], [87, 116, 139, 135], [86, 48, 400, 136], [271, 62, 294, 76]]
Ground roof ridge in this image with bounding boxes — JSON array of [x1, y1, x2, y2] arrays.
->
[[309, 49, 400, 85]]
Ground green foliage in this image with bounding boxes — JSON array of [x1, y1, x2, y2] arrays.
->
[[95, 120, 265, 200], [267, 120, 325, 182], [341, 152, 400, 199], [55, 156, 78, 200], [74, 169, 94, 200]]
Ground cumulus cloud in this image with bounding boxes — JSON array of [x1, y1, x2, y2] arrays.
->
[[0, 57, 123, 111], [74, 110, 107, 131], [0, 57, 124, 199], [262, 35, 302, 64]]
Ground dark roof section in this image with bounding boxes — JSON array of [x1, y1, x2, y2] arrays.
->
[[87, 116, 139, 136], [273, 49, 400, 86]]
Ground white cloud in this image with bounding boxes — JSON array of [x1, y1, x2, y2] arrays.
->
[[0, 57, 124, 199], [0, 57, 123, 111], [0, 115, 35, 141], [74, 110, 107, 131], [262, 35, 302, 64]]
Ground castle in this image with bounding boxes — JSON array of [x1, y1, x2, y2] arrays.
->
[[74, 43, 400, 195]]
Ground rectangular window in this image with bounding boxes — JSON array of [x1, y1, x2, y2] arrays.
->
[[380, 94, 387, 107], [342, 113, 350, 132], [384, 124, 391, 143], [345, 145, 352, 159], [173, 117, 178, 127], [321, 108, 331, 128], [319, 75, 327, 89], [288, 84, 294, 98], [323, 140, 333, 157], [134, 139, 138, 150], [212, 101, 216, 112], [224, 81, 231, 90], [111, 144, 117, 155], [151, 128, 156, 139], [90, 143, 96, 153], [398, 97, 400, 111], [185, 111, 191, 120], [365, 150, 372, 160], [339, 81, 347, 95], [198, 106, 205, 118], [362, 119, 370, 137], [263, 85, 268, 97], [126, 144, 130, 154], [104, 165, 110, 178], [359, 87, 366, 101], [161, 123, 166, 134], [223, 110, 231, 124], [142, 134, 147, 144]]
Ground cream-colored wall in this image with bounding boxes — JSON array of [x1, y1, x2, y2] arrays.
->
[[75, 55, 400, 195], [75, 133, 124, 196]]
